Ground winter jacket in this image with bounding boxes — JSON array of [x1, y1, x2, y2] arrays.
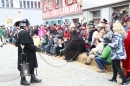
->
[[64, 31, 70, 40], [0, 28, 4, 37], [93, 42, 104, 54], [103, 30, 113, 41], [99, 45, 112, 64], [108, 33, 127, 60], [58, 30, 64, 38], [46, 39, 54, 48], [3, 29, 8, 38], [38, 27, 45, 39], [91, 30, 98, 46]]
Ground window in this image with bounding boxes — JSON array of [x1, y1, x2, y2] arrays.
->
[[92, 10, 100, 24], [56, 0, 59, 8], [27, 1, 30, 8], [20, 1, 22, 8], [1, 0, 5, 7], [48, 1, 52, 10], [56, 0, 59, 4], [65, 19, 70, 23], [31, 1, 33, 8], [6, 0, 9, 7], [113, 5, 129, 23], [65, 0, 73, 5], [23, 1, 26, 8], [34, 1, 37, 8], [44, 3, 46, 12], [68, 0, 72, 4], [114, 5, 129, 13], [93, 10, 100, 18], [10, 0, 13, 7], [38, 2, 40, 8]]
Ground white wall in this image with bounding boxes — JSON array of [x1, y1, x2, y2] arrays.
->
[[82, 0, 128, 10], [101, 7, 110, 22], [0, 8, 43, 26]]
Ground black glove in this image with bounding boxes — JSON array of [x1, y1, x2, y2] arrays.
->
[[36, 47, 41, 52]]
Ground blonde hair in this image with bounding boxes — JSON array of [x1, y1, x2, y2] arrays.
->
[[113, 20, 126, 37]]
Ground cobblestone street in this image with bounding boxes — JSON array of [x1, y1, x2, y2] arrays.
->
[[0, 44, 128, 86]]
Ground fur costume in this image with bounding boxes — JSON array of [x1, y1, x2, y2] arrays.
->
[[64, 30, 85, 60]]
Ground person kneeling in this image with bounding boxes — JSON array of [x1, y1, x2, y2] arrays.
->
[[95, 41, 112, 73]]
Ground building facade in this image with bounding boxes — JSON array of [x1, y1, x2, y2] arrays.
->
[[0, 0, 43, 26], [81, 0, 130, 24], [42, 0, 83, 25]]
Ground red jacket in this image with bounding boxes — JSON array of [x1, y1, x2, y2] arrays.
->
[[64, 31, 70, 40], [58, 26, 62, 31], [122, 28, 130, 77], [52, 26, 56, 31]]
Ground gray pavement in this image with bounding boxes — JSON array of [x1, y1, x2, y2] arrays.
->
[[0, 44, 128, 86]]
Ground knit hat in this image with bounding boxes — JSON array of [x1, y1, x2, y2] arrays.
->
[[124, 16, 130, 22], [101, 18, 107, 24], [89, 20, 94, 25], [97, 23, 103, 31]]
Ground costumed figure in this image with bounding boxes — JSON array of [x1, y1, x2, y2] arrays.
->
[[122, 17, 130, 80], [16, 19, 41, 85], [64, 23, 85, 62]]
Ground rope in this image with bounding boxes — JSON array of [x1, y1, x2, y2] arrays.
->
[[38, 51, 80, 68]]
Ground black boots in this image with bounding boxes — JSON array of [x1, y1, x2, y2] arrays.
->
[[30, 74, 42, 83], [21, 76, 30, 85], [20, 74, 41, 85]]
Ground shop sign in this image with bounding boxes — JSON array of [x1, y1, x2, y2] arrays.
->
[[42, 3, 82, 19]]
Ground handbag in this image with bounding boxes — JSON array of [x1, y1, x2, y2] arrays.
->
[[20, 53, 30, 77]]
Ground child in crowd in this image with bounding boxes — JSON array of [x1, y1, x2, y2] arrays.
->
[[33, 34, 40, 47]]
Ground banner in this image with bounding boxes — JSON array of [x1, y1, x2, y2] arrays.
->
[[6, 17, 13, 26]]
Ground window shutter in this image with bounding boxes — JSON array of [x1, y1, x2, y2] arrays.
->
[[72, 0, 75, 2], [42, 3, 44, 12], [65, 0, 68, 5]]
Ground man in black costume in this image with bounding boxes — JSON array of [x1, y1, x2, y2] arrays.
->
[[17, 19, 41, 85]]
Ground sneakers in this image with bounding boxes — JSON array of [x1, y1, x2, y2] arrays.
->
[[109, 79, 129, 85], [127, 77, 130, 82], [120, 82, 129, 85], [97, 70, 106, 73], [108, 79, 117, 83]]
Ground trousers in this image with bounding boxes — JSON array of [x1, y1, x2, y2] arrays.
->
[[112, 60, 127, 83]]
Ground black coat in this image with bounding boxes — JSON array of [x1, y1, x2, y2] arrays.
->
[[17, 29, 38, 71], [64, 30, 85, 60]]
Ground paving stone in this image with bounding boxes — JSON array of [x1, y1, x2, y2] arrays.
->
[[0, 44, 129, 86]]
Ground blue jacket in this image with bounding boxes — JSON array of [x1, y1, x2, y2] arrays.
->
[[108, 33, 127, 60]]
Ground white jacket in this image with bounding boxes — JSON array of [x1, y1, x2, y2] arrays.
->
[[93, 42, 104, 54]]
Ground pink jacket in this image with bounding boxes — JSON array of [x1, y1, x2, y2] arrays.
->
[[38, 27, 45, 39]]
